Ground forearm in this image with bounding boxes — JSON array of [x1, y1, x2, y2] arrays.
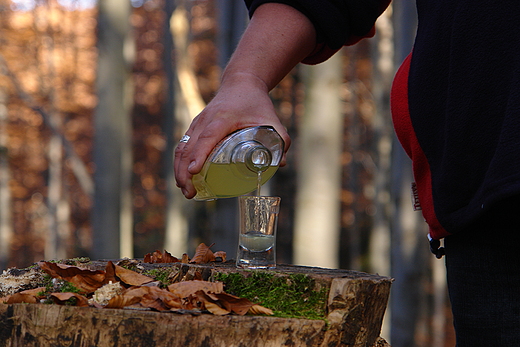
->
[[174, 3, 316, 198], [220, 3, 317, 92]]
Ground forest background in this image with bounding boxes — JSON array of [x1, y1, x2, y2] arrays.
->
[[0, 0, 454, 345]]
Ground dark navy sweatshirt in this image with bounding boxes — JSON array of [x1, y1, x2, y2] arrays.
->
[[246, 0, 520, 239]]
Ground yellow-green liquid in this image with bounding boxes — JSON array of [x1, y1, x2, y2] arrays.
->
[[193, 163, 278, 200]]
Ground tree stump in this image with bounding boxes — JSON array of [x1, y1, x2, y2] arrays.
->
[[0, 262, 392, 347]]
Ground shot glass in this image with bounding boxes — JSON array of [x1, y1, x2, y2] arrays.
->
[[236, 195, 281, 269]]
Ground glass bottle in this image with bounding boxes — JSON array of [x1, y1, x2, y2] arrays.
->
[[192, 126, 284, 201]]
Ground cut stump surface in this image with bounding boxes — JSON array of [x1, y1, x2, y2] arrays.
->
[[0, 261, 392, 347]]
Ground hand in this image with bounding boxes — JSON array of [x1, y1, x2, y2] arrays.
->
[[174, 73, 291, 199]]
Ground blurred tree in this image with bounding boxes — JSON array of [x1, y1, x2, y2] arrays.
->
[[0, 84, 12, 271], [92, 0, 134, 260], [293, 54, 343, 268], [164, 1, 201, 256], [369, 8, 394, 341]]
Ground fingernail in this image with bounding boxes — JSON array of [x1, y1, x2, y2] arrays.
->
[[188, 161, 196, 171]]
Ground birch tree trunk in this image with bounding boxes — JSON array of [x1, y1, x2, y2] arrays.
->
[[293, 54, 343, 268], [0, 87, 12, 271], [46, 130, 69, 261], [92, 0, 134, 260]]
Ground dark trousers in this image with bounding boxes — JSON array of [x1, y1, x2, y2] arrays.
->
[[444, 196, 520, 346]]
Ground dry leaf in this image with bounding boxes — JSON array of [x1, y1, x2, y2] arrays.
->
[[106, 286, 182, 311], [144, 286, 182, 309], [249, 304, 274, 316], [105, 286, 150, 308], [144, 250, 180, 264], [181, 253, 190, 264], [203, 300, 230, 316], [108, 262, 154, 286], [189, 243, 215, 264], [103, 261, 117, 285], [195, 290, 230, 316], [6, 292, 39, 304], [248, 304, 274, 316], [38, 262, 105, 294], [213, 251, 227, 262], [3, 287, 45, 304], [50, 292, 90, 307], [105, 293, 141, 309], [207, 292, 255, 316], [168, 280, 223, 298]]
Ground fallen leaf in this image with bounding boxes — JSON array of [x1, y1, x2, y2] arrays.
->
[[105, 286, 182, 311], [195, 290, 230, 316], [181, 253, 189, 264], [189, 243, 215, 264], [38, 262, 105, 294], [6, 292, 39, 304], [141, 286, 182, 311], [213, 251, 227, 262], [50, 292, 90, 307], [3, 287, 45, 304], [144, 250, 180, 264], [203, 300, 230, 316], [105, 286, 150, 308], [248, 304, 274, 316], [168, 280, 224, 298], [105, 293, 141, 309], [207, 292, 255, 315], [103, 261, 117, 285], [106, 262, 154, 286]]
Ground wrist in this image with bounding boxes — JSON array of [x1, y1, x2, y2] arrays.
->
[[220, 71, 271, 93]]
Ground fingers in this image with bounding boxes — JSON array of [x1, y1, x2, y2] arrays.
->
[[174, 134, 196, 198], [174, 118, 235, 199], [174, 80, 290, 199]]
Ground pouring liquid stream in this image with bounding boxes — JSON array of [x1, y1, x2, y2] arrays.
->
[[256, 171, 262, 196]]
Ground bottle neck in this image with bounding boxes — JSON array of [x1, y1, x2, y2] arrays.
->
[[232, 141, 272, 173]]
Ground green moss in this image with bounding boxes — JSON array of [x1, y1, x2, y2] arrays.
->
[[213, 271, 328, 320], [39, 274, 81, 295], [59, 281, 81, 294], [144, 268, 176, 287], [42, 274, 54, 293]]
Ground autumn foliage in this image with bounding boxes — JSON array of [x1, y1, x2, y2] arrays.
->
[[0, 251, 272, 316]]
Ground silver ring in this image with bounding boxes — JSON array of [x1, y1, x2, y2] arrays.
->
[[179, 135, 190, 143]]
